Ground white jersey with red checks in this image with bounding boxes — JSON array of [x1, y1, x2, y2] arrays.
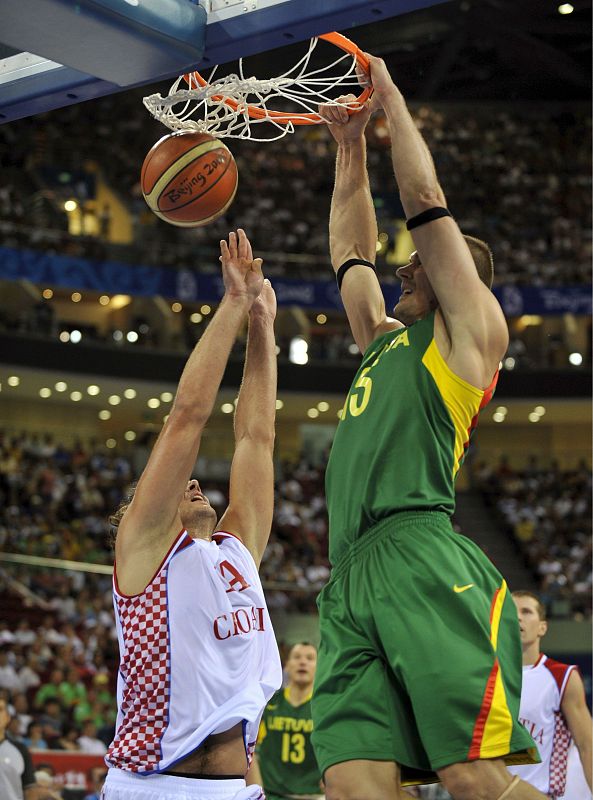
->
[[106, 529, 282, 774], [508, 654, 590, 799]]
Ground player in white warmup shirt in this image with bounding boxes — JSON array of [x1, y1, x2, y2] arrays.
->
[[102, 230, 282, 800], [508, 592, 592, 800]]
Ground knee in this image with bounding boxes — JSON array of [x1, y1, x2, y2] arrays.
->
[[324, 775, 396, 800], [439, 767, 489, 800]]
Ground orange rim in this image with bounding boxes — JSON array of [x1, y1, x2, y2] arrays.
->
[[183, 31, 372, 125]]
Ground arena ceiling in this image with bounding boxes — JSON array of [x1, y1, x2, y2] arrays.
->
[[249, 0, 592, 102]]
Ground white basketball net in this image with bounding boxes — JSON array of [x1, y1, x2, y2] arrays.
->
[[143, 38, 366, 141]]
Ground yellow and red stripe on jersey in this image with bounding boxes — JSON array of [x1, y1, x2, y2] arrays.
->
[[422, 339, 498, 479], [468, 580, 514, 760]]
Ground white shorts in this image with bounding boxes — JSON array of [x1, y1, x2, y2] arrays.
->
[[101, 768, 264, 800]]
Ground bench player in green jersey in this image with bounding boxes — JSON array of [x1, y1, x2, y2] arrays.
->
[[311, 56, 546, 800], [247, 643, 323, 800]]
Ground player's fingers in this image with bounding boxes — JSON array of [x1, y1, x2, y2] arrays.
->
[[317, 102, 334, 122], [252, 257, 264, 275], [228, 230, 237, 259], [242, 229, 254, 262], [220, 239, 230, 260], [356, 64, 371, 88], [237, 228, 249, 260]]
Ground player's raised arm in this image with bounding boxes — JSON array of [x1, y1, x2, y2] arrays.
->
[[114, 230, 263, 575], [216, 235, 277, 567], [319, 96, 402, 355], [368, 55, 508, 387], [561, 670, 593, 791]]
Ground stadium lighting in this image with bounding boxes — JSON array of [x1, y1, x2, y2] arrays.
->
[[64, 199, 78, 211], [70, 391, 82, 401], [289, 337, 309, 365], [147, 398, 161, 408], [307, 408, 319, 418], [558, 3, 574, 13], [221, 403, 234, 414], [316, 314, 327, 324], [87, 385, 100, 396], [276, 399, 284, 410], [493, 412, 505, 423], [39, 388, 51, 398], [528, 412, 541, 423], [126, 331, 139, 343], [99, 410, 111, 420], [534, 405, 546, 416], [55, 382, 67, 392], [569, 352, 583, 366], [318, 401, 330, 412], [124, 431, 136, 441], [108, 395, 121, 406], [124, 389, 137, 399], [7, 376, 20, 387], [69, 329, 82, 343]]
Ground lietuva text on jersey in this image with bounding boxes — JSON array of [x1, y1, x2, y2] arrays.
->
[[106, 530, 282, 774], [325, 310, 498, 565]]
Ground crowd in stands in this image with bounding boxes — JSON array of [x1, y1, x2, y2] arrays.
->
[[474, 456, 592, 619], [0, 433, 590, 780], [0, 92, 590, 287]]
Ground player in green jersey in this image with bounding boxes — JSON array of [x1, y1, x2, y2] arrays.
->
[[311, 56, 545, 800], [247, 643, 323, 800]]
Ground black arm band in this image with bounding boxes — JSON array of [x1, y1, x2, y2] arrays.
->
[[406, 207, 452, 230], [336, 259, 376, 291]]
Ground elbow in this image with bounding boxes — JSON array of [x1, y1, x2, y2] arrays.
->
[[237, 427, 275, 449], [401, 187, 447, 216], [169, 402, 210, 428]]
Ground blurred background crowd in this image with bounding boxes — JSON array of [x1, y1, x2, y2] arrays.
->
[[0, 101, 590, 286]]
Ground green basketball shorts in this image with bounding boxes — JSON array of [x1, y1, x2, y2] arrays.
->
[[311, 512, 539, 786]]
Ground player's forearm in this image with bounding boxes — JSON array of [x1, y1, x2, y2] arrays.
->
[[381, 87, 447, 217], [234, 313, 277, 445], [330, 138, 378, 270], [172, 294, 249, 421]]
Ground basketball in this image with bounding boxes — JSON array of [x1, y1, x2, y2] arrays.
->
[[141, 132, 238, 227]]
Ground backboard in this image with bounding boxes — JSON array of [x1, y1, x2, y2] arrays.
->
[[0, 0, 448, 124]]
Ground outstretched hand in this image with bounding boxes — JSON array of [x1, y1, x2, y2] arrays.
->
[[220, 229, 264, 307]]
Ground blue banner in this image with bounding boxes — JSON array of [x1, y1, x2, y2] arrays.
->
[[0, 246, 590, 315]]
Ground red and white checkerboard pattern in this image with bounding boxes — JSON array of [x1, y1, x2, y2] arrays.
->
[[549, 709, 571, 797], [107, 567, 171, 771]]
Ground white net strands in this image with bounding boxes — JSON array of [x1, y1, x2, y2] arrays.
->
[[143, 38, 367, 141]]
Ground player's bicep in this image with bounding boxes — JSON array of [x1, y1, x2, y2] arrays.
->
[[216, 437, 274, 566], [340, 267, 402, 352]]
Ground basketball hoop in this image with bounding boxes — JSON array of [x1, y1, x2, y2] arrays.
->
[[143, 32, 372, 141]]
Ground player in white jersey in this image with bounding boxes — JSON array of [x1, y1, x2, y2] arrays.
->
[[508, 592, 592, 800], [102, 229, 283, 800]]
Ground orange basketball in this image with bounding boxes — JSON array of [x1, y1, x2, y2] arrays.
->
[[141, 132, 238, 227]]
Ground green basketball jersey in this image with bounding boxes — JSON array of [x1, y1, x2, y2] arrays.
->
[[257, 687, 322, 797], [326, 311, 497, 565]]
